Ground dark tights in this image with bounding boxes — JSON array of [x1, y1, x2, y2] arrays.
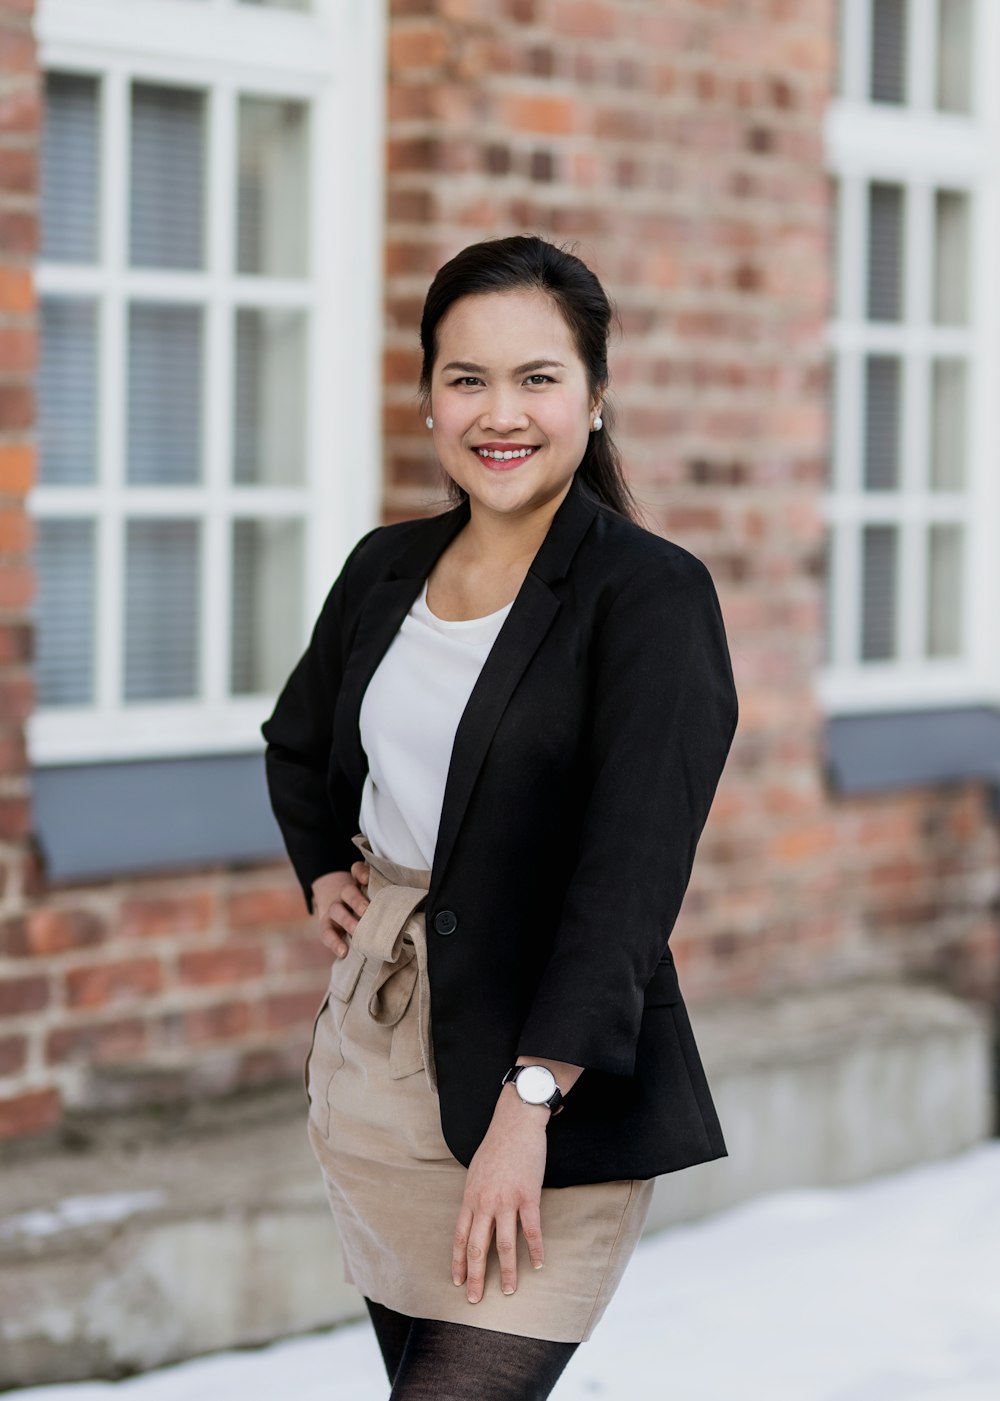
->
[[363, 1295, 579, 1400]]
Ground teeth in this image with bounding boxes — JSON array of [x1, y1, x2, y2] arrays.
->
[[476, 447, 536, 461]]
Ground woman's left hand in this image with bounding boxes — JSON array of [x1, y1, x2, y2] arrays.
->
[[451, 1087, 548, 1303]]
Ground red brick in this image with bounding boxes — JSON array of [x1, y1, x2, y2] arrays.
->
[[0, 1087, 60, 1142], [0, 559, 33, 607], [502, 94, 577, 136], [0, 23, 36, 71], [0, 83, 39, 136], [65, 958, 163, 1009], [119, 892, 215, 939], [389, 24, 449, 70], [0, 620, 32, 664], [226, 885, 306, 930], [20, 907, 106, 956], [0, 672, 33, 722], [0, 505, 32, 551], [0, 144, 35, 195], [0, 209, 37, 257], [45, 1018, 147, 1065], [177, 945, 266, 986], [0, 442, 34, 491], [0, 973, 48, 1016], [264, 989, 324, 1031], [0, 1032, 27, 1074], [183, 1000, 252, 1043], [0, 265, 33, 313]]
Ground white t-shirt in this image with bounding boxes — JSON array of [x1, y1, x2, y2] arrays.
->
[[358, 577, 514, 869]]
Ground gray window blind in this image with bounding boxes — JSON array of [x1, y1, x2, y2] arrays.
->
[[41, 72, 100, 263], [867, 183, 904, 322], [35, 519, 96, 706], [864, 356, 901, 491], [39, 297, 98, 486], [130, 83, 206, 271], [861, 525, 898, 661], [871, 0, 907, 104], [124, 519, 201, 701], [127, 303, 203, 485]]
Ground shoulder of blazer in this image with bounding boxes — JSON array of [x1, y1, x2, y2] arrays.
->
[[585, 499, 723, 613]]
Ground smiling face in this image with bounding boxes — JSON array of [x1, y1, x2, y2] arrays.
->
[[427, 288, 601, 520]]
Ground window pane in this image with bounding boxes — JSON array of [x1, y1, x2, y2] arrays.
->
[[35, 519, 96, 706], [124, 519, 200, 701], [233, 308, 307, 484], [864, 356, 901, 491], [230, 518, 304, 695], [41, 73, 100, 263], [937, 0, 973, 114], [926, 523, 963, 657], [39, 298, 99, 486], [871, 0, 908, 103], [934, 190, 970, 325], [237, 96, 309, 277], [860, 525, 898, 661], [238, 0, 312, 12], [930, 359, 966, 490], [867, 183, 905, 322], [127, 303, 203, 485], [130, 83, 206, 270]]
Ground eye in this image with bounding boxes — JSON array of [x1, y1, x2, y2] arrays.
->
[[449, 376, 482, 387], [525, 374, 554, 385]]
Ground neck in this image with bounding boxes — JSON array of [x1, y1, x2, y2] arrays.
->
[[460, 478, 574, 571]]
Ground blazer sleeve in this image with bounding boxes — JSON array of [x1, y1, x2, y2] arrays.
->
[[260, 525, 381, 916], [514, 550, 739, 1079]]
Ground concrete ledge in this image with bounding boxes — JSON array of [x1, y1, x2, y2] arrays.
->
[[0, 980, 995, 1388], [647, 979, 996, 1230]]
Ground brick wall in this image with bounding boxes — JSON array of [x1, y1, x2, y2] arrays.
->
[[0, 0, 996, 1145], [382, 0, 1000, 1011]]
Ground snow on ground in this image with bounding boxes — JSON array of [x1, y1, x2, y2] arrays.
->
[[11, 1139, 1000, 1401]]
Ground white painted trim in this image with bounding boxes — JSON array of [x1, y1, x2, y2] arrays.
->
[[28, 0, 386, 767], [820, 0, 999, 713]]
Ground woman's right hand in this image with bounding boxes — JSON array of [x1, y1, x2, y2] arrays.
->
[[311, 862, 370, 960]]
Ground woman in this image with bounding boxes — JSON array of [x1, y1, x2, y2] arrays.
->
[[261, 235, 738, 1399]]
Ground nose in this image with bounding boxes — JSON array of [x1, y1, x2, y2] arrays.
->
[[480, 389, 529, 433]]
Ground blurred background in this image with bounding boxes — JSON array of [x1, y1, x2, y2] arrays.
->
[[0, 0, 997, 1388]]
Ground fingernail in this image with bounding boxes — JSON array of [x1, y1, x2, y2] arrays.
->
[[533, 1262, 543, 1270], [468, 1293, 479, 1304], [452, 1276, 462, 1286], [502, 1285, 514, 1295]]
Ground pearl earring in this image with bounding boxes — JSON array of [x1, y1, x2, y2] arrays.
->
[[425, 416, 434, 429], [592, 414, 603, 430]]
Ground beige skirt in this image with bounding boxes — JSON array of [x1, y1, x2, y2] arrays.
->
[[303, 830, 655, 1344]]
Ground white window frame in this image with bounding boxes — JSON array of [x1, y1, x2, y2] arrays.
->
[[28, 0, 386, 764], [821, 0, 1000, 715]]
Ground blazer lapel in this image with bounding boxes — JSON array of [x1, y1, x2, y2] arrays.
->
[[333, 471, 602, 892]]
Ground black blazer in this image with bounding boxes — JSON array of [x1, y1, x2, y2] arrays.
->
[[261, 470, 738, 1187]]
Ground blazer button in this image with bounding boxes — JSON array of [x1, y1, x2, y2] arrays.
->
[[433, 909, 458, 936]]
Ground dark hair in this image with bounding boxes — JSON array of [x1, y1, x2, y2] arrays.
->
[[418, 235, 642, 524]]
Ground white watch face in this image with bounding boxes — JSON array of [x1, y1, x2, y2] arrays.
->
[[516, 1065, 556, 1104]]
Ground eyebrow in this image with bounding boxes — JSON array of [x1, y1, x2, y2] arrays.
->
[[440, 359, 567, 376]]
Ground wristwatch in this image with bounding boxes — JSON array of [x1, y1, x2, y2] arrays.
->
[[501, 1063, 565, 1116]]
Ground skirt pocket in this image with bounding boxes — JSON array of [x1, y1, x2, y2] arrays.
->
[[306, 941, 368, 1138]]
